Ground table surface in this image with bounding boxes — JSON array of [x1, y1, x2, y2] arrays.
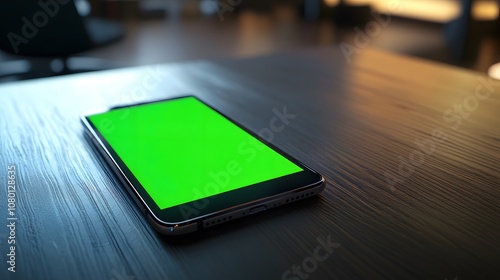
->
[[1, 47, 499, 280]]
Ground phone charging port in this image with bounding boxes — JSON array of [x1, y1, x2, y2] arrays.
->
[[249, 205, 267, 214]]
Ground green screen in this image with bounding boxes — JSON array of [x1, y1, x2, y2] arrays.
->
[[89, 96, 302, 210]]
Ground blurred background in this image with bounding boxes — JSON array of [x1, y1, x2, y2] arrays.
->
[[1, 0, 499, 83]]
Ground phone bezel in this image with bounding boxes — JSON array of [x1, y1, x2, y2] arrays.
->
[[82, 95, 324, 229]]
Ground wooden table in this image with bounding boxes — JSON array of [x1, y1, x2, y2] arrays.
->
[[1, 47, 499, 280]]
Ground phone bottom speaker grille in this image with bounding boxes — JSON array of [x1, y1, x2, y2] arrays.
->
[[202, 189, 320, 229]]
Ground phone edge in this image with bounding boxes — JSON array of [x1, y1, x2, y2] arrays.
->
[[80, 96, 327, 235]]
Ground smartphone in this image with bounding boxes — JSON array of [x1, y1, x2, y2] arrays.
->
[[82, 95, 325, 235]]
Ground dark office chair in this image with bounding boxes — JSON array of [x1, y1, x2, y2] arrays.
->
[[0, 0, 125, 82]]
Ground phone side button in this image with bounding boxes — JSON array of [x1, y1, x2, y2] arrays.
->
[[249, 205, 267, 214]]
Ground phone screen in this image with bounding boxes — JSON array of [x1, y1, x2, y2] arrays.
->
[[88, 96, 303, 210]]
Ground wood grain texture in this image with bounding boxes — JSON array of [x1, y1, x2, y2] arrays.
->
[[0, 47, 499, 280]]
